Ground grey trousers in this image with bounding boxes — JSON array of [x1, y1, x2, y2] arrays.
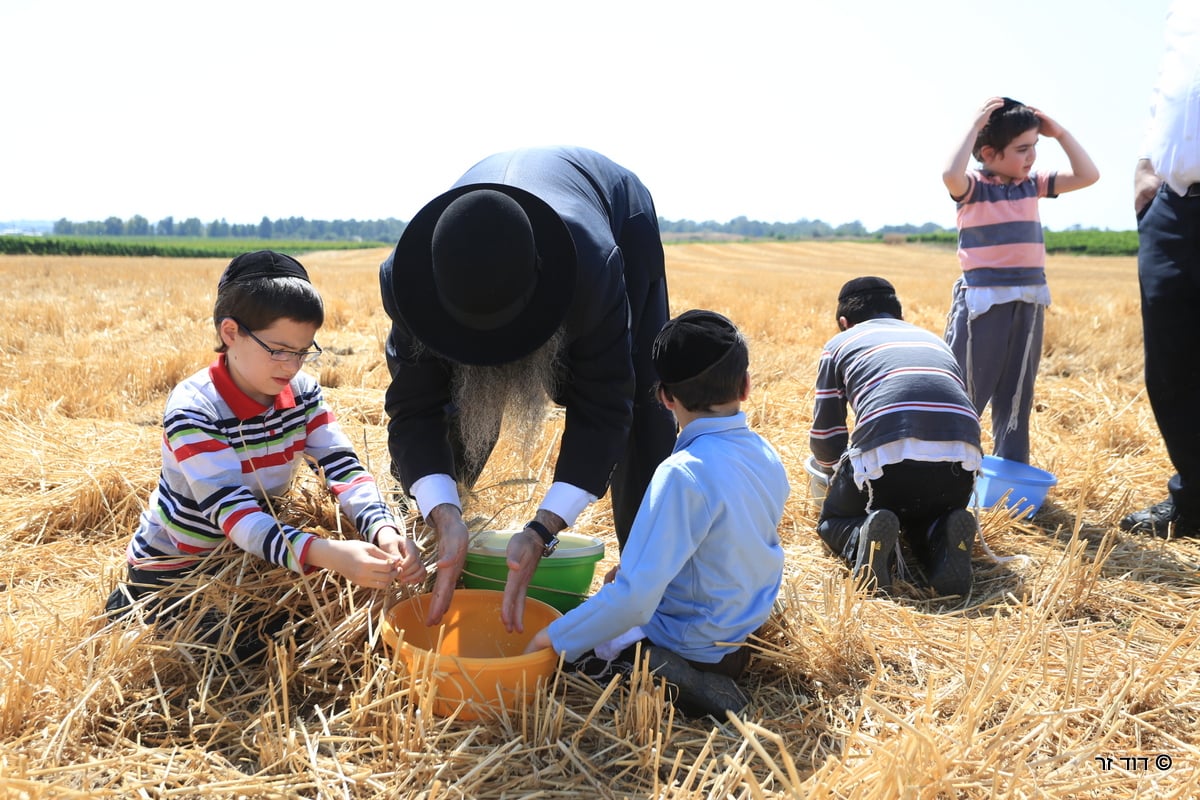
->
[[945, 284, 1043, 464]]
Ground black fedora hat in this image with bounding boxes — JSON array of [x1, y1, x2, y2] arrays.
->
[[388, 182, 577, 366]]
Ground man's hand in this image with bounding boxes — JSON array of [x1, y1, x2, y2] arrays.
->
[[1135, 158, 1162, 218], [501, 510, 566, 633], [500, 528, 545, 634], [424, 504, 468, 626]]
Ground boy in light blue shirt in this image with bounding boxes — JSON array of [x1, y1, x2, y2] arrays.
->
[[525, 310, 790, 718]]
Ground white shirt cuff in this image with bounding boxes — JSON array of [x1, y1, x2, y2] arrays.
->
[[541, 482, 597, 527], [411, 474, 460, 519]]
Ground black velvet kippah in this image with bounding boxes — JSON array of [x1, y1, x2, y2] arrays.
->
[[652, 309, 741, 384], [218, 250, 310, 289], [837, 275, 895, 302]]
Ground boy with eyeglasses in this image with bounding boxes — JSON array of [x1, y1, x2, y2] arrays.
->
[[105, 250, 425, 658]]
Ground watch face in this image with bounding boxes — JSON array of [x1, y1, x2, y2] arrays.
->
[[542, 537, 559, 557]]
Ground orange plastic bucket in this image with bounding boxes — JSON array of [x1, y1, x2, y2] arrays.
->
[[381, 589, 561, 720]]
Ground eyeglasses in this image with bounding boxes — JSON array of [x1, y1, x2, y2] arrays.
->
[[232, 318, 323, 364]]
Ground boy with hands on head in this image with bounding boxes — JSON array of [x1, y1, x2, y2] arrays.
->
[[942, 97, 1098, 465]]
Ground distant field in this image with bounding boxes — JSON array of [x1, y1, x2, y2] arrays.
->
[[1, 241, 1196, 798], [1, 227, 1141, 258]]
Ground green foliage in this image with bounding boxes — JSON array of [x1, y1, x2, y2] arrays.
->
[[1042, 229, 1139, 256], [0, 236, 387, 258], [47, 214, 407, 243], [906, 229, 1138, 257]]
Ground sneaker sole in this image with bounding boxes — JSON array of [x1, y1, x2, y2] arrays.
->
[[855, 510, 899, 592], [929, 509, 976, 597]]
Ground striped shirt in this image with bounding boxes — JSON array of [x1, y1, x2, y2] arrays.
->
[[955, 169, 1057, 288], [810, 318, 981, 474], [126, 357, 396, 574]]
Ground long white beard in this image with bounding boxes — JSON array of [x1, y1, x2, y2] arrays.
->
[[451, 329, 564, 475]]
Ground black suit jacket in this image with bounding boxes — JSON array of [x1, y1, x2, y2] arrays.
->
[[379, 147, 666, 498]]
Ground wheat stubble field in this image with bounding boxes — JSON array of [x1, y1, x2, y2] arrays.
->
[[1, 242, 1198, 799]]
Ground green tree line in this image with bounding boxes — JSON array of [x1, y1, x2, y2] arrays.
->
[[51, 215, 407, 244], [44, 213, 948, 244], [0, 237, 384, 258], [908, 229, 1139, 256], [11, 214, 1136, 258]]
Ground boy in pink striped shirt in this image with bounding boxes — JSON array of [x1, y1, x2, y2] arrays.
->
[[942, 97, 1098, 465]]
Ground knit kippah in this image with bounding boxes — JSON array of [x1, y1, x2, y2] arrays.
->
[[652, 309, 741, 385], [218, 250, 310, 289], [837, 276, 895, 302]]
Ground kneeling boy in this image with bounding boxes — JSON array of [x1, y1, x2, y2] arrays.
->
[[809, 277, 983, 596], [524, 310, 790, 718]]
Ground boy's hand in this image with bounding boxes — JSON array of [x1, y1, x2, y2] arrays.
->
[[375, 525, 427, 585], [1032, 108, 1065, 139], [974, 97, 1006, 130], [306, 538, 400, 589], [523, 627, 553, 655], [946, 97, 1007, 199]]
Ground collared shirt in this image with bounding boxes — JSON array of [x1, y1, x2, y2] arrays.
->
[[412, 474, 595, 526], [126, 357, 397, 574], [1141, 1, 1200, 194], [547, 412, 790, 663]]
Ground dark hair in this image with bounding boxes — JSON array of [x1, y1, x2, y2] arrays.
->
[[212, 277, 325, 352], [973, 97, 1039, 161], [837, 291, 902, 325], [658, 341, 749, 412]]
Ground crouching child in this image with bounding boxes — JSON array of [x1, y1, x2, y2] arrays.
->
[[105, 250, 426, 662], [524, 310, 790, 719], [810, 277, 983, 597]]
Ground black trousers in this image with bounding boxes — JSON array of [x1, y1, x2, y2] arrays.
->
[[817, 459, 975, 571], [609, 273, 677, 550], [1138, 184, 1200, 517]]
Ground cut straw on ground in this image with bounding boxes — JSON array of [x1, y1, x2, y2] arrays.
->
[[1, 245, 1199, 798]]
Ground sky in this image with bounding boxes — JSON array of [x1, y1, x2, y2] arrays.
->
[[0, 0, 1174, 233]]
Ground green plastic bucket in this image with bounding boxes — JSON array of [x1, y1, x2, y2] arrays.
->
[[462, 530, 606, 612]]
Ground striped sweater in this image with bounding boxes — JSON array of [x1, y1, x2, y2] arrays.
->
[[955, 169, 1057, 287], [125, 357, 396, 574], [809, 318, 981, 469]]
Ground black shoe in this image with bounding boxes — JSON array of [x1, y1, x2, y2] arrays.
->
[[1120, 499, 1200, 538], [926, 509, 976, 597], [569, 650, 635, 681], [853, 510, 899, 592], [645, 647, 748, 719]]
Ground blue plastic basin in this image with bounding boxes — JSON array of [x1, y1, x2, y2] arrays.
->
[[972, 455, 1057, 518]]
